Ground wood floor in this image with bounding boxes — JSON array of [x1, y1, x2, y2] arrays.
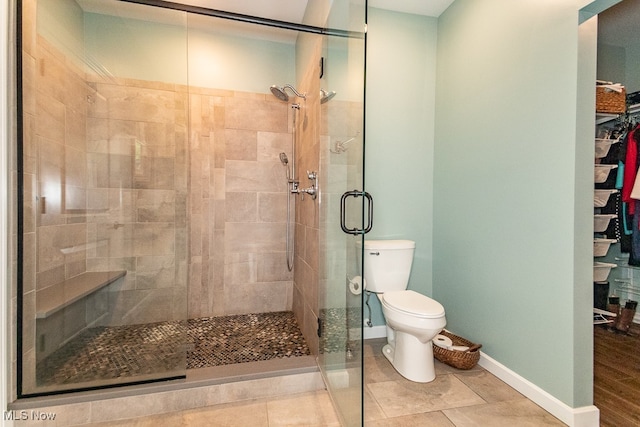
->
[[594, 323, 640, 426]]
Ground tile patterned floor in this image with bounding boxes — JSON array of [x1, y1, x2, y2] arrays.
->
[[82, 338, 566, 426], [37, 312, 310, 386]]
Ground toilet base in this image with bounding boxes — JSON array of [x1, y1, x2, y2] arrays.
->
[[381, 331, 437, 383]]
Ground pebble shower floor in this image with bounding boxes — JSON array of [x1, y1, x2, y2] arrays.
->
[[36, 311, 310, 386]]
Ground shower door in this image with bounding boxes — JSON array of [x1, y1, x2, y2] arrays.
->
[[18, 0, 189, 396], [318, 2, 367, 426]]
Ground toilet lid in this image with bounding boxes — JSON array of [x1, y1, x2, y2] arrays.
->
[[381, 290, 445, 318]]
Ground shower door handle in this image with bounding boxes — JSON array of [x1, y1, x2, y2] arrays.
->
[[340, 190, 373, 235]]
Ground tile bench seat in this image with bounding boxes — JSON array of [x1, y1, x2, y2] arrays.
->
[[36, 271, 126, 319]]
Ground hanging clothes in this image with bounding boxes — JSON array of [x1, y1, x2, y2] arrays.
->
[[622, 127, 638, 208], [608, 127, 631, 252], [621, 125, 640, 265]]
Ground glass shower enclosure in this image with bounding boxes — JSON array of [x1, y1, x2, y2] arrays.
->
[[17, 0, 366, 424], [19, 0, 190, 394]]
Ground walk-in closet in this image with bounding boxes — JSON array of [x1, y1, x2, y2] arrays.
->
[[594, 2, 640, 425]]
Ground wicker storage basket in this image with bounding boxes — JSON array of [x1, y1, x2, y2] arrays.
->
[[433, 330, 482, 370], [596, 85, 626, 113]]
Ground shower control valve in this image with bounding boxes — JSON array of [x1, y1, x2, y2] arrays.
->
[[300, 170, 318, 200]]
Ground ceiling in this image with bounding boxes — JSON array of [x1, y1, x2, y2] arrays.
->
[[369, 0, 454, 17]]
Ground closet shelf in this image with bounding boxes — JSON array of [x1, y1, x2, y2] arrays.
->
[[596, 113, 620, 125], [611, 259, 640, 271], [36, 271, 126, 319]]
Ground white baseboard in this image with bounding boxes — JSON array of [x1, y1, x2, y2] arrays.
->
[[363, 325, 386, 340], [478, 352, 599, 427]]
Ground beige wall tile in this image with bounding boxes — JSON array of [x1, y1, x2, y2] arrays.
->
[[302, 302, 319, 355], [99, 85, 177, 124], [225, 97, 288, 133], [23, 173, 37, 234], [225, 192, 257, 223], [136, 256, 176, 290], [257, 131, 292, 162], [224, 252, 258, 285], [35, 93, 65, 143], [257, 252, 293, 283], [257, 192, 287, 223], [136, 190, 176, 223], [223, 281, 292, 314], [64, 146, 87, 188], [225, 129, 257, 161], [225, 222, 285, 254], [225, 160, 282, 193]]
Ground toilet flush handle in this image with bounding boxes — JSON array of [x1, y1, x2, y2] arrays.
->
[[369, 252, 380, 256]]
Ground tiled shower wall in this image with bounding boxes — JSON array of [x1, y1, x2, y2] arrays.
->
[[187, 89, 294, 318], [84, 82, 295, 322], [291, 34, 323, 355], [84, 75, 190, 326], [19, 21, 298, 392], [293, 34, 364, 357], [25, 38, 296, 325]]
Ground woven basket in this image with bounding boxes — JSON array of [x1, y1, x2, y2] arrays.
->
[[433, 330, 482, 370], [596, 86, 626, 114]]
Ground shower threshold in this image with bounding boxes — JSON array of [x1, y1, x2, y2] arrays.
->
[[12, 356, 320, 415]]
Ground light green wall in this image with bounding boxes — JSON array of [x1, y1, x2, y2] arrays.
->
[[575, 13, 599, 410], [433, 0, 594, 407], [597, 43, 625, 85], [84, 13, 295, 92], [84, 12, 189, 84], [364, 8, 438, 326], [623, 43, 640, 93], [187, 28, 296, 93], [38, 0, 84, 63]]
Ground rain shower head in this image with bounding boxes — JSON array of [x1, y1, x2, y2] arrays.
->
[[320, 89, 336, 104], [270, 84, 306, 102], [271, 85, 289, 102]]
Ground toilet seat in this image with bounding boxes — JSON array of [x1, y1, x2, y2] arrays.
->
[[381, 290, 445, 319]]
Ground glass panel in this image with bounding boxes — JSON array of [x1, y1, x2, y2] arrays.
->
[[318, 1, 366, 426], [20, 0, 189, 395], [19, 0, 365, 406]]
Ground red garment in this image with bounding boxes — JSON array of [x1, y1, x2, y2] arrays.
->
[[622, 128, 638, 214]]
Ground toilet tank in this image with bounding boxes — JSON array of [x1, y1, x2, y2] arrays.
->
[[359, 240, 415, 293]]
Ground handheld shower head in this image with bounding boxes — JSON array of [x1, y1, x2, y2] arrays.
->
[[270, 84, 306, 102], [320, 89, 336, 104], [279, 152, 292, 181]]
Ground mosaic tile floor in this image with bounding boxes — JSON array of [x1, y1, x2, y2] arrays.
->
[[36, 311, 310, 386]]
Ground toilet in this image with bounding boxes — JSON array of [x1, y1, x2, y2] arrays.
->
[[361, 239, 446, 383]]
